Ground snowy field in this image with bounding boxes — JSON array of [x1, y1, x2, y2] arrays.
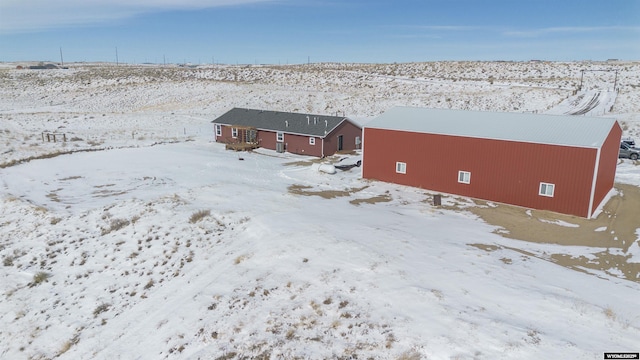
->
[[1, 61, 639, 359]]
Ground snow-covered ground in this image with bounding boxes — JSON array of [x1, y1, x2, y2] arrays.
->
[[1, 61, 639, 359]]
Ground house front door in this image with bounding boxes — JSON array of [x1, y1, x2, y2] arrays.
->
[[337, 135, 343, 151]]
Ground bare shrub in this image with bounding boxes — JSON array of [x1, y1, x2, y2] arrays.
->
[[144, 279, 155, 290], [603, 306, 616, 321], [525, 329, 541, 345], [30, 271, 51, 286], [385, 332, 396, 348], [110, 218, 130, 231], [93, 303, 111, 318], [234, 254, 249, 265], [3, 256, 14, 267], [397, 350, 422, 360], [189, 209, 210, 223], [57, 334, 80, 356], [101, 218, 130, 235]]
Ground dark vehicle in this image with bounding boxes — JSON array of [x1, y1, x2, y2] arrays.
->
[[621, 137, 636, 147], [619, 142, 640, 160]]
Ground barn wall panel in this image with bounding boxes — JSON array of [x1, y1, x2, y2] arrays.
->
[[591, 122, 622, 215], [363, 127, 598, 217]]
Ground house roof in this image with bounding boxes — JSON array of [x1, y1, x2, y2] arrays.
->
[[365, 106, 618, 148], [212, 108, 359, 138]]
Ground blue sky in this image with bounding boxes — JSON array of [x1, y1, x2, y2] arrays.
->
[[1, 0, 638, 64]]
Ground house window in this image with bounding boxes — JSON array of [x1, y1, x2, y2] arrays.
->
[[458, 171, 471, 184], [276, 132, 284, 142], [215, 124, 222, 137], [231, 127, 238, 138], [539, 182, 555, 197], [396, 162, 406, 174], [309, 137, 316, 145]]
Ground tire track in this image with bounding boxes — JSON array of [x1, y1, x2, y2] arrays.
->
[[567, 91, 600, 115]]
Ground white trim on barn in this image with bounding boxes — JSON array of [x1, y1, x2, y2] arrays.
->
[[587, 147, 602, 218]]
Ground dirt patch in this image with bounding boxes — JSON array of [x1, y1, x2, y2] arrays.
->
[[469, 243, 501, 252], [92, 190, 129, 198], [46, 189, 62, 203], [283, 154, 356, 167], [283, 159, 323, 167], [0, 148, 105, 168], [350, 194, 392, 206], [468, 183, 640, 282], [287, 184, 369, 199], [288, 183, 391, 205]]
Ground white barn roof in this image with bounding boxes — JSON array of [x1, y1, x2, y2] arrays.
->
[[365, 107, 618, 148]]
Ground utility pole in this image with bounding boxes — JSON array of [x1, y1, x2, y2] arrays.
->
[[115, 47, 119, 66], [59, 47, 64, 66]]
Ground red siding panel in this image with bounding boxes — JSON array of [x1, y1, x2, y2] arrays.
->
[[218, 121, 361, 157], [257, 129, 277, 151], [257, 130, 322, 157], [590, 122, 622, 216], [323, 121, 363, 155], [281, 133, 323, 157], [363, 127, 599, 217], [214, 125, 234, 143]]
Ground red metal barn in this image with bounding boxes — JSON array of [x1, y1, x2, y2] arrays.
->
[[362, 107, 621, 218], [212, 108, 362, 157]]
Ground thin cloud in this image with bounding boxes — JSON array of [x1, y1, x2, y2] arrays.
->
[[411, 25, 489, 31], [387, 25, 494, 39], [504, 26, 640, 37], [0, 0, 277, 34]]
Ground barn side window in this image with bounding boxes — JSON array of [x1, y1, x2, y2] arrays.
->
[[539, 182, 555, 197], [458, 171, 471, 184], [396, 162, 406, 174], [309, 137, 316, 145], [215, 124, 222, 137], [277, 132, 284, 142], [231, 128, 238, 138]]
